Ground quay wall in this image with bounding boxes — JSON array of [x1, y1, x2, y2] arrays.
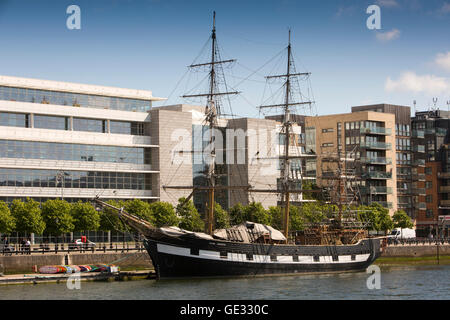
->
[[0, 252, 153, 274], [2, 245, 450, 274], [381, 244, 450, 257]]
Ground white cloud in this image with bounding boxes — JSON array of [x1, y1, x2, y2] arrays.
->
[[376, 29, 401, 42], [376, 0, 399, 8], [435, 52, 450, 72], [439, 2, 450, 14], [385, 71, 450, 95]]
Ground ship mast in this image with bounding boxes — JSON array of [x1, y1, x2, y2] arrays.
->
[[165, 11, 242, 235], [282, 30, 292, 239], [258, 30, 313, 238]]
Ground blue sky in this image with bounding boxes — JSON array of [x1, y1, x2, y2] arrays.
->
[[0, 0, 449, 117]]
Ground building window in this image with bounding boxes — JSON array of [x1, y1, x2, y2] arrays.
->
[[0, 168, 151, 191], [425, 181, 433, 189], [34, 115, 69, 131], [426, 209, 434, 218], [0, 112, 29, 128], [322, 143, 333, 147], [0, 85, 151, 112], [73, 118, 106, 133], [0, 139, 151, 165], [110, 121, 144, 135], [425, 167, 433, 175], [426, 195, 433, 203], [322, 128, 334, 133]]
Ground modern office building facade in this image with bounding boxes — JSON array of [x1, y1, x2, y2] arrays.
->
[[0, 75, 164, 203], [0, 75, 314, 214]]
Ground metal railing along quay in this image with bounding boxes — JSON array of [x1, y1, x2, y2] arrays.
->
[[387, 238, 450, 246], [1, 242, 146, 256]]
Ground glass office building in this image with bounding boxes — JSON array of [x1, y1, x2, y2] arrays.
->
[[0, 75, 164, 203]]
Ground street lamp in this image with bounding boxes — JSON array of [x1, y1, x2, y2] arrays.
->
[[56, 171, 70, 200]]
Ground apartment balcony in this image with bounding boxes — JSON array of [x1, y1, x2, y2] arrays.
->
[[374, 201, 393, 209], [396, 145, 411, 151], [438, 172, 450, 179], [396, 160, 412, 166], [413, 145, 425, 153], [414, 202, 427, 210], [360, 186, 393, 194], [439, 185, 450, 193], [362, 171, 392, 179], [412, 130, 424, 138], [398, 202, 413, 209], [425, 128, 447, 136], [436, 128, 447, 136], [412, 173, 426, 181], [412, 188, 426, 196], [440, 200, 450, 207], [360, 127, 391, 135], [397, 188, 410, 195], [360, 141, 392, 150], [360, 157, 392, 165]]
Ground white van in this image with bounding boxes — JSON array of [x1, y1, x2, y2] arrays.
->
[[389, 228, 416, 240]]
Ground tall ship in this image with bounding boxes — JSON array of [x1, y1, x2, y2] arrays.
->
[[94, 12, 385, 279]]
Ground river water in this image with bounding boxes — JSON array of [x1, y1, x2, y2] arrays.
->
[[0, 264, 448, 300]]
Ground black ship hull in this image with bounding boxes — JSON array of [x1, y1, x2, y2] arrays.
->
[[142, 230, 383, 279]]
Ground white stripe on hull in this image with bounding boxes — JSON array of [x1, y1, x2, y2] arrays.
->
[[156, 243, 371, 265]]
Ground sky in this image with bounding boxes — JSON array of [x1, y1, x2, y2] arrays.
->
[[0, 0, 449, 118]]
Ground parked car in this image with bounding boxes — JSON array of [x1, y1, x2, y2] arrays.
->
[[69, 239, 96, 249]]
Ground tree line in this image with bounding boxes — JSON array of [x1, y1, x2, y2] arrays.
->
[[0, 198, 413, 236]]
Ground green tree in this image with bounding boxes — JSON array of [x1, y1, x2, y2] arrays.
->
[[176, 197, 204, 232], [124, 199, 154, 224], [99, 200, 128, 232], [357, 204, 378, 231], [392, 210, 414, 229], [267, 206, 282, 230], [300, 202, 326, 224], [289, 205, 305, 231], [371, 202, 393, 234], [302, 181, 327, 201], [213, 202, 230, 229], [242, 202, 271, 225], [41, 199, 74, 236], [71, 201, 101, 232], [11, 198, 45, 235], [268, 205, 305, 231], [149, 202, 179, 227], [0, 201, 15, 234], [229, 203, 246, 225], [377, 210, 394, 235]]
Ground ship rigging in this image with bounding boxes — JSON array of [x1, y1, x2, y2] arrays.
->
[[92, 12, 384, 279]]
